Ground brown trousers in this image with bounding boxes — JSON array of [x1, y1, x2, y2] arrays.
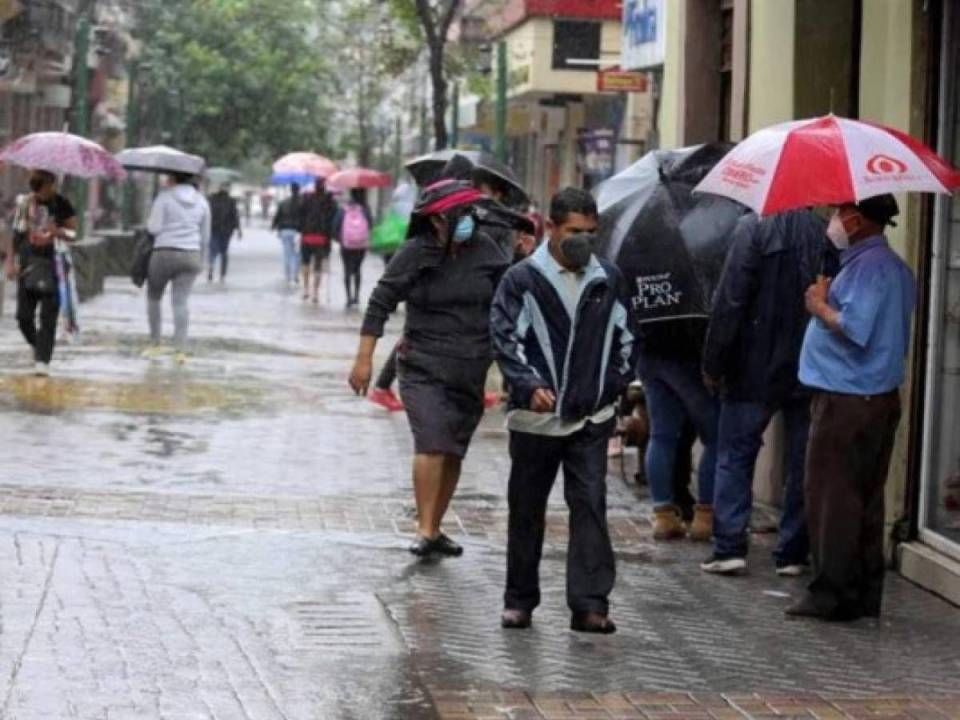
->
[[804, 390, 901, 618]]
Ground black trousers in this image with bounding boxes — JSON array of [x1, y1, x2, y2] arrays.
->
[[341, 248, 366, 303], [17, 283, 59, 363], [804, 391, 901, 618], [505, 419, 616, 615]]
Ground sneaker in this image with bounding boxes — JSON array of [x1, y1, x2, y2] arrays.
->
[[700, 554, 747, 575], [688, 504, 714, 542], [483, 391, 502, 409], [369, 388, 404, 412], [775, 563, 809, 577], [33, 362, 50, 377], [652, 506, 687, 541]]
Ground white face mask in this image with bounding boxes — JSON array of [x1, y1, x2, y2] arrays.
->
[[826, 213, 850, 250]]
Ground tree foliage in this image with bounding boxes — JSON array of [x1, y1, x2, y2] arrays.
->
[[133, 0, 336, 168]]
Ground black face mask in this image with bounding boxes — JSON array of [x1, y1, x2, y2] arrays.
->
[[559, 233, 594, 270], [28, 177, 46, 193]]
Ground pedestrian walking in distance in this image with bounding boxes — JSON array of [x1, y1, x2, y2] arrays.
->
[[491, 188, 636, 634], [700, 210, 835, 577], [788, 194, 915, 622], [349, 178, 508, 558], [4, 170, 77, 376], [334, 188, 372, 308], [272, 183, 302, 287], [143, 172, 210, 364], [207, 182, 241, 283], [298, 178, 338, 304]]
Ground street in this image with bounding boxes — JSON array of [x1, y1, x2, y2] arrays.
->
[[0, 223, 958, 720]]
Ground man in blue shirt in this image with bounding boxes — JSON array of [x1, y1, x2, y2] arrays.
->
[[789, 193, 916, 622]]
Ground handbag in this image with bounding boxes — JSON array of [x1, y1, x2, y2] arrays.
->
[[130, 231, 154, 288], [21, 254, 56, 293]]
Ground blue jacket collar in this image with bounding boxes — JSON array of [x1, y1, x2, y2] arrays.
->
[[841, 234, 887, 266]]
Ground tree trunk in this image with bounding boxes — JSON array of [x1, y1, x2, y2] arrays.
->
[[428, 45, 448, 150]]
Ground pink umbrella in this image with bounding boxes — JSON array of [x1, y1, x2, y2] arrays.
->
[[694, 114, 960, 215], [326, 168, 392, 192], [272, 152, 337, 179], [0, 132, 126, 180]]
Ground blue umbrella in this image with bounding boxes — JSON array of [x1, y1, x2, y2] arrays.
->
[[270, 171, 316, 186]]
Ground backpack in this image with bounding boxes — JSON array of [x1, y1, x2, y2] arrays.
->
[[340, 204, 370, 249]]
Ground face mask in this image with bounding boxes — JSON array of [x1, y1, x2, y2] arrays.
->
[[826, 213, 850, 250], [28, 177, 45, 193], [559, 233, 594, 270], [452, 214, 475, 244]]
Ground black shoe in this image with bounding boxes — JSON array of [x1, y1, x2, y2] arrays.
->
[[432, 533, 463, 557], [501, 608, 532, 629], [785, 594, 862, 622], [408, 536, 435, 557], [570, 611, 616, 634]]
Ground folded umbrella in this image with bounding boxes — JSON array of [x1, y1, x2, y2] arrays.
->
[[694, 114, 960, 215], [1, 132, 126, 180], [117, 145, 205, 175]]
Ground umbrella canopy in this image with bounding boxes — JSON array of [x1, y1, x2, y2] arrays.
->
[[598, 143, 744, 324], [206, 166, 243, 184], [272, 152, 337, 179], [404, 150, 529, 207], [0, 132, 126, 180], [695, 114, 960, 215], [269, 172, 316, 187], [326, 168, 392, 192], [117, 145, 205, 175]]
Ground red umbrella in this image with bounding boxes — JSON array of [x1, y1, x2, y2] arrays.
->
[[326, 168, 392, 192], [694, 115, 960, 215], [0, 132, 126, 180]]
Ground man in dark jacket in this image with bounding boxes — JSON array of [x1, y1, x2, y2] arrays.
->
[[491, 188, 636, 634], [298, 178, 339, 303], [272, 183, 302, 287], [207, 184, 241, 282], [700, 210, 834, 576]]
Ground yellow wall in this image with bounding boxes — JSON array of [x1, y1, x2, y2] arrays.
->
[[656, 0, 684, 148], [747, 0, 795, 133]]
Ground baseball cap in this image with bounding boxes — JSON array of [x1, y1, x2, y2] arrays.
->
[[855, 193, 899, 227]]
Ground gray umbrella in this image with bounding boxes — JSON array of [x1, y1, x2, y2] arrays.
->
[[116, 145, 206, 175], [404, 150, 529, 207]]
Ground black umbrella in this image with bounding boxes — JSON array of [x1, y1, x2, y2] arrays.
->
[[404, 150, 529, 208], [597, 143, 745, 324]]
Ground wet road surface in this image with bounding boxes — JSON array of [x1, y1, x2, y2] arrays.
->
[[0, 224, 958, 720]]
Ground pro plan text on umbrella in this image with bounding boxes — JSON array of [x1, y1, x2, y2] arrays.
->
[[633, 272, 683, 310]]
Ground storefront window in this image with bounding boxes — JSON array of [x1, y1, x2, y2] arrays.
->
[[923, 8, 960, 550]]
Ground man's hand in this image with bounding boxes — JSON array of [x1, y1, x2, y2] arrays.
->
[[702, 371, 721, 396], [805, 275, 831, 316], [3, 256, 16, 281], [530, 388, 556, 413], [515, 233, 536, 259], [348, 357, 373, 396]]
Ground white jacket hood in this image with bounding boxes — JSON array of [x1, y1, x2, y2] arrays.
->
[[147, 184, 211, 251]]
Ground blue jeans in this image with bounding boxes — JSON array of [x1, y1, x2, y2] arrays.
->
[[712, 397, 811, 564], [278, 230, 300, 282], [641, 357, 719, 508]]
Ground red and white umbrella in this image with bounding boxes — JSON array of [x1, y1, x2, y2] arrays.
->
[[326, 168, 392, 192], [272, 152, 337, 179], [0, 132, 126, 180], [694, 115, 960, 216]]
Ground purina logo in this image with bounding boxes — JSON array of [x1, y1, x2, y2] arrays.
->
[[866, 154, 909, 175]]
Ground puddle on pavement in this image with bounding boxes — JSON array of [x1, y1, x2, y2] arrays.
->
[[0, 375, 261, 415]]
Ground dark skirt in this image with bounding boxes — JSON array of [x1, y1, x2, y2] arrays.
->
[[397, 347, 489, 458]]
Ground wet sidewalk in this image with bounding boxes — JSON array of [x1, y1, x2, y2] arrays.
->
[[0, 224, 958, 720]]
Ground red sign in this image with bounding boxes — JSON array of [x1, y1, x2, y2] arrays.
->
[[597, 68, 648, 93]]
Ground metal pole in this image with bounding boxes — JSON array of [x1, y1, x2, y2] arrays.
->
[[71, 13, 91, 237], [450, 81, 459, 149], [122, 61, 139, 228], [494, 40, 507, 162], [394, 115, 403, 178], [419, 101, 428, 155]]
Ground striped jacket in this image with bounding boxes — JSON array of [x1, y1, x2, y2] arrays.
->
[[491, 242, 637, 422]]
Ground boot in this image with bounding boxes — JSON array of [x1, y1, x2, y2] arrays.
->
[[652, 506, 687, 541], [688, 504, 714, 542]]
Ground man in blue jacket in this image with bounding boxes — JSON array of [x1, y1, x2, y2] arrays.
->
[[701, 210, 834, 576], [491, 188, 636, 634]]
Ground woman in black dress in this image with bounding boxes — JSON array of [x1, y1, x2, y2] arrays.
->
[[349, 179, 509, 557]]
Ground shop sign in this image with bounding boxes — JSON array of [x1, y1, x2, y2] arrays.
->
[[597, 67, 648, 93], [576, 128, 615, 177], [622, 0, 666, 71]]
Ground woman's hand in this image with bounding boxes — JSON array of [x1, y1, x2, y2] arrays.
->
[[349, 357, 373, 396]]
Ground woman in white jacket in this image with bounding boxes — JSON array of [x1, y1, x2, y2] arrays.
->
[[144, 173, 210, 360]]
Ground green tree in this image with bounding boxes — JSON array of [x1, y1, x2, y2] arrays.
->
[[133, 0, 337, 168]]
